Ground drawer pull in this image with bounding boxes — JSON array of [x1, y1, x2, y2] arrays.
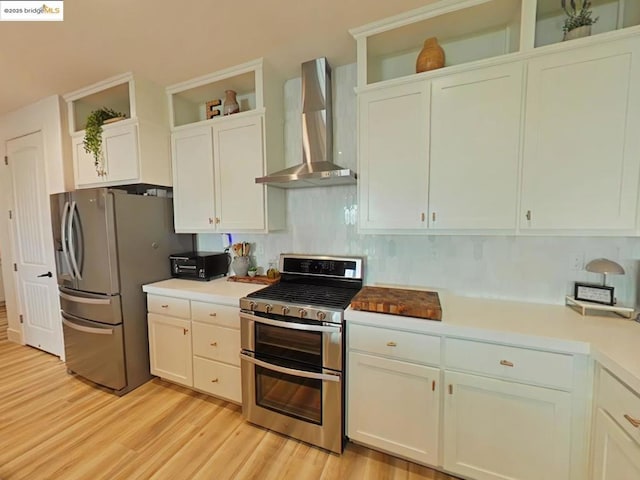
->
[[161, 304, 169, 308], [183, 328, 189, 335], [209, 312, 217, 317], [210, 341, 218, 347], [432, 380, 436, 392], [448, 384, 453, 395], [500, 360, 514, 367], [211, 378, 219, 383], [624, 414, 640, 428], [386, 341, 397, 347]]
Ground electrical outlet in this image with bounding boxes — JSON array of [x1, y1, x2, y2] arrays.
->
[[572, 253, 584, 271]]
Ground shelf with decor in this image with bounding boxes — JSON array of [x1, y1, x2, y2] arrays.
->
[[350, 0, 640, 90], [63, 72, 172, 188], [534, 0, 640, 48], [167, 59, 265, 129]]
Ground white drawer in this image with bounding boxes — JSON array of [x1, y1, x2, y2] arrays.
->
[[147, 294, 190, 319], [599, 368, 640, 443], [349, 323, 441, 366], [191, 301, 239, 328], [192, 322, 240, 366], [193, 357, 241, 403], [444, 338, 574, 390]]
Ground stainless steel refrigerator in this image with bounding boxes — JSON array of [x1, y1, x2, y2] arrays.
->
[[50, 188, 193, 395]]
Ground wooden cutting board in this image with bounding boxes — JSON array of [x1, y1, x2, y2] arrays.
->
[[227, 275, 280, 285], [350, 286, 442, 321]]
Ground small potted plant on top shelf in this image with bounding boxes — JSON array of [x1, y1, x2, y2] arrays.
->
[[561, 0, 599, 41], [83, 107, 126, 176]]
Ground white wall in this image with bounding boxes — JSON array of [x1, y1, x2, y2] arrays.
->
[[198, 63, 640, 307]]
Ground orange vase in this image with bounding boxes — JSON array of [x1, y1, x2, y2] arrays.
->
[[416, 37, 445, 73]]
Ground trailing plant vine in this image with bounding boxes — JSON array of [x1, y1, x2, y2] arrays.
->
[[83, 108, 126, 174]]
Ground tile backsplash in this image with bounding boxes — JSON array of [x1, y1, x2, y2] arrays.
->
[[198, 63, 640, 307]]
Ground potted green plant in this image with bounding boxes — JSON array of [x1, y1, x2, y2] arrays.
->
[[83, 107, 126, 175], [561, 0, 598, 40]]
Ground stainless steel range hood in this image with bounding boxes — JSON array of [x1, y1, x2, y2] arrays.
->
[[255, 58, 357, 188]]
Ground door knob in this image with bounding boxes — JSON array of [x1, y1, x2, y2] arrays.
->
[[37, 271, 53, 278]]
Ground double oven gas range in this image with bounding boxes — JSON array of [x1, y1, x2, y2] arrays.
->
[[239, 254, 364, 454]]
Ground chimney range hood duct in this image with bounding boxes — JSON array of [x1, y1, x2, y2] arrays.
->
[[255, 58, 357, 188]]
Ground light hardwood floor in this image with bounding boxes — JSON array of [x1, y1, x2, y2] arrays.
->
[[0, 308, 457, 480]]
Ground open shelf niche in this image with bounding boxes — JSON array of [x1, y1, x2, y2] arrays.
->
[[167, 60, 261, 128]]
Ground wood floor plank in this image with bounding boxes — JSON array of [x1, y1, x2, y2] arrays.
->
[[0, 310, 459, 480]]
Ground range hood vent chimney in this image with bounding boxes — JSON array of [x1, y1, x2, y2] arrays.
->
[[255, 58, 357, 188]]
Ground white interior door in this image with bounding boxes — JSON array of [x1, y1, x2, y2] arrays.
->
[[7, 132, 63, 357]]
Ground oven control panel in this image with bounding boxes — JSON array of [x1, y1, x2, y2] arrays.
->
[[239, 299, 343, 324]]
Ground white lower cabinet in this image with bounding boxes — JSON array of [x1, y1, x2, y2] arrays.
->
[[590, 367, 640, 480], [348, 352, 440, 465], [148, 313, 193, 387], [591, 409, 640, 480], [347, 323, 441, 465], [443, 370, 572, 480], [147, 295, 242, 403]]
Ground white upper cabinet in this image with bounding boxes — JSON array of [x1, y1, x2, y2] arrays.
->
[[358, 81, 430, 231], [352, 0, 640, 235], [521, 37, 640, 233], [166, 59, 285, 234], [64, 73, 172, 189], [171, 126, 216, 232], [429, 62, 523, 230]]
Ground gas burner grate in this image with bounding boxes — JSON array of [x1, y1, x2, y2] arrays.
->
[[247, 283, 360, 310]]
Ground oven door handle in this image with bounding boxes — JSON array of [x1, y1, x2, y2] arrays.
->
[[239, 352, 341, 382], [239, 312, 341, 334]]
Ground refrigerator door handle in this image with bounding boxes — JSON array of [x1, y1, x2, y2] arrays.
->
[[68, 200, 83, 280], [60, 200, 74, 279], [62, 316, 114, 336], [59, 291, 111, 305]]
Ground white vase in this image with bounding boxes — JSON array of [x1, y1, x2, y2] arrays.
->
[[231, 256, 250, 276], [563, 25, 591, 41]]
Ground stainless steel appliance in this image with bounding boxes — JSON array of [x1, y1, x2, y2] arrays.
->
[[50, 188, 193, 395], [169, 251, 230, 280], [254, 58, 357, 188], [239, 254, 364, 453]]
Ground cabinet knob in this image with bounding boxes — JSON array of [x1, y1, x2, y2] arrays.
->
[[210, 341, 218, 347], [624, 414, 640, 428], [432, 212, 436, 222], [183, 328, 188, 335], [386, 341, 397, 347], [500, 360, 514, 367], [215, 217, 220, 224], [211, 378, 219, 383], [432, 380, 436, 392], [208, 217, 214, 224], [525, 210, 532, 221], [448, 384, 453, 395], [421, 212, 425, 222]]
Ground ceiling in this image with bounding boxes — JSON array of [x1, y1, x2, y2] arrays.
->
[[0, 0, 436, 116]]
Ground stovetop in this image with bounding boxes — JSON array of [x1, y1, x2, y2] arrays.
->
[[246, 281, 361, 310], [240, 254, 364, 322]]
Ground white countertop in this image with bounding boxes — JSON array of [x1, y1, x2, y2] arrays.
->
[[143, 278, 640, 393], [142, 277, 266, 307], [346, 290, 640, 393]]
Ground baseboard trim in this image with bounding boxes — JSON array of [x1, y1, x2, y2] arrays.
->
[[7, 328, 23, 344]]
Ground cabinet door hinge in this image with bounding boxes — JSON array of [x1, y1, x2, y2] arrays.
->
[[4, 156, 7, 166], [13, 263, 18, 272], [19, 314, 24, 324]]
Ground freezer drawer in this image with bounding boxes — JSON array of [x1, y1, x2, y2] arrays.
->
[[62, 312, 126, 391], [59, 287, 122, 325]]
